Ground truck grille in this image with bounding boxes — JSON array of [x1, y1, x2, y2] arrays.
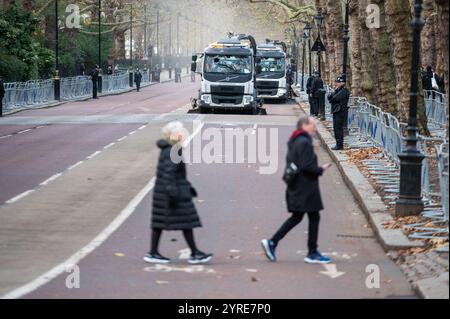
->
[[257, 81, 279, 96], [211, 86, 245, 105]]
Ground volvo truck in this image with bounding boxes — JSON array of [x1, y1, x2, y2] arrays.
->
[[255, 41, 291, 102], [191, 34, 264, 114]]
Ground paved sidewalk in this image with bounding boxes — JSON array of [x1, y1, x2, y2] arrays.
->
[[294, 95, 449, 299]]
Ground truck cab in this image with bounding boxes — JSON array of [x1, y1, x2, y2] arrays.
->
[[192, 35, 262, 114], [256, 43, 289, 102]]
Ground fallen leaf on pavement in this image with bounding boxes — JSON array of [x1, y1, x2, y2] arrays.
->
[[114, 253, 125, 257]]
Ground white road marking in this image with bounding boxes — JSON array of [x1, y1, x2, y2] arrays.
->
[[138, 125, 147, 130], [1, 118, 206, 299], [0, 135, 13, 140], [319, 264, 345, 279], [129, 130, 137, 135], [40, 173, 63, 186], [68, 161, 84, 171], [18, 129, 32, 134], [86, 151, 101, 160], [1, 176, 157, 300], [178, 248, 192, 260], [117, 136, 128, 142], [5, 190, 36, 204], [154, 114, 167, 120], [144, 264, 215, 274], [103, 142, 116, 150]]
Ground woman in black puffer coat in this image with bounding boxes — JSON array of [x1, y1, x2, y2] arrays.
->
[[144, 122, 212, 265]]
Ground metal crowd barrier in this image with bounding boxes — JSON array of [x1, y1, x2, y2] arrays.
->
[[424, 90, 447, 129], [325, 87, 448, 250], [1, 70, 157, 113], [102, 72, 129, 93], [3, 80, 54, 112], [60, 76, 93, 100]]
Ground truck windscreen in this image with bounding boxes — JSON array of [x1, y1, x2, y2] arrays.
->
[[204, 54, 253, 75], [258, 57, 285, 75]]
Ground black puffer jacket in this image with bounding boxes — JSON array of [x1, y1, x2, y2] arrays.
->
[[151, 139, 202, 230], [285, 131, 324, 213], [328, 86, 350, 114]]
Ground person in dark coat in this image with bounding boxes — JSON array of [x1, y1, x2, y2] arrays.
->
[[306, 74, 316, 116], [144, 121, 213, 265], [190, 61, 197, 82], [421, 66, 433, 91], [310, 71, 324, 117], [91, 65, 99, 99], [134, 69, 143, 92], [262, 116, 332, 264], [0, 76, 5, 117], [328, 75, 350, 151]]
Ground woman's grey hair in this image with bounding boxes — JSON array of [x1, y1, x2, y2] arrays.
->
[[297, 115, 311, 130], [161, 121, 186, 145]]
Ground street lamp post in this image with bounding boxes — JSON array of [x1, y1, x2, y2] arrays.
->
[[314, 9, 324, 76], [314, 9, 325, 121], [98, 0, 102, 93], [53, 0, 60, 101], [303, 23, 312, 89], [343, 0, 350, 135], [395, 0, 425, 217], [301, 32, 307, 91], [129, 2, 134, 87]]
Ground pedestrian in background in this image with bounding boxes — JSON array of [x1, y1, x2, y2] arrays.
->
[[0, 76, 5, 117], [190, 60, 197, 82], [107, 65, 113, 75], [91, 65, 99, 99], [328, 75, 350, 151], [134, 69, 143, 92], [155, 64, 161, 82], [144, 121, 213, 265], [262, 115, 332, 264], [175, 63, 182, 83], [310, 71, 324, 117]]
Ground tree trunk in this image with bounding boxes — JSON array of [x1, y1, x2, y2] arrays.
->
[[384, 0, 413, 122], [348, 0, 362, 96]]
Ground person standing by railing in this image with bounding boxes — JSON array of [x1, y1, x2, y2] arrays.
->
[[0, 76, 5, 117], [328, 75, 350, 151], [134, 69, 143, 92], [91, 65, 100, 99]]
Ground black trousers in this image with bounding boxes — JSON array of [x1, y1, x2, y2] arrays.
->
[[151, 228, 198, 255], [271, 212, 320, 256], [333, 110, 346, 148], [310, 97, 319, 116], [136, 82, 141, 91], [92, 85, 98, 99]]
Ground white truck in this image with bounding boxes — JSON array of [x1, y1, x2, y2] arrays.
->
[[191, 34, 264, 115], [255, 41, 291, 103]]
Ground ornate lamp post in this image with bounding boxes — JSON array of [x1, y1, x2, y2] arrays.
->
[[98, 0, 103, 93], [53, 0, 60, 101], [313, 9, 324, 76], [304, 23, 312, 77], [343, 0, 350, 135], [313, 9, 325, 121], [301, 31, 307, 91], [395, 0, 425, 217]]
